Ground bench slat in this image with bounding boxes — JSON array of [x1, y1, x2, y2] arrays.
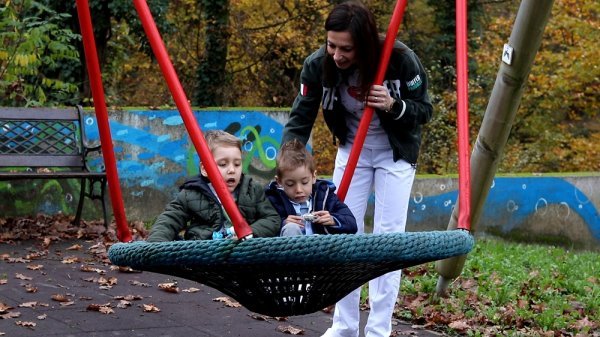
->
[[0, 155, 84, 167], [0, 172, 106, 180], [0, 108, 78, 121]]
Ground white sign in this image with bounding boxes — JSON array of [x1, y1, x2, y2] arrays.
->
[[502, 44, 514, 65]]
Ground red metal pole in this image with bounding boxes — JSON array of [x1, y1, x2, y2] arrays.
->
[[337, 0, 408, 201], [75, 0, 131, 242], [456, 0, 471, 230], [132, 0, 253, 240]]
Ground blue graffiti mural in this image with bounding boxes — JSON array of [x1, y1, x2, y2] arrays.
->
[[84, 109, 286, 192], [409, 177, 600, 241]]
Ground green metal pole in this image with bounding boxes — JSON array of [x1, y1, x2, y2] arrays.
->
[[435, 0, 555, 296]]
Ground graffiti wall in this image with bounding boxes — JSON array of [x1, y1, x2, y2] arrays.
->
[[1, 108, 598, 250], [405, 175, 599, 250]]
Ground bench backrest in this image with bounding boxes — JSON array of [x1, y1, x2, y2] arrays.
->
[[0, 106, 89, 169]]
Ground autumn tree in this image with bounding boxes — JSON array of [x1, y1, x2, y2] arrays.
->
[[0, 0, 79, 106], [471, 0, 599, 172]]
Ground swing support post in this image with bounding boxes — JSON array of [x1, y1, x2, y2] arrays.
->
[[336, 0, 408, 202], [132, 0, 253, 240], [75, 0, 131, 242], [435, 0, 555, 295]]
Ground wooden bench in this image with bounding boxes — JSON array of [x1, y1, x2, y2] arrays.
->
[[0, 106, 108, 226]]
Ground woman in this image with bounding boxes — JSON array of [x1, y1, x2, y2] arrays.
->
[[281, 1, 433, 336]]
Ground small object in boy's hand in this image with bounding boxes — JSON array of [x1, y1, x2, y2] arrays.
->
[[302, 213, 317, 222]]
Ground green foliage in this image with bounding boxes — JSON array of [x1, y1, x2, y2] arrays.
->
[[399, 237, 600, 335], [0, 0, 80, 106]]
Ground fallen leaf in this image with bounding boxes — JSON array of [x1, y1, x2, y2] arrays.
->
[[110, 265, 141, 273], [15, 273, 32, 281], [130, 280, 151, 287], [61, 256, 79, 264], [213, 297, 241, 308], [51, 294, 71, 303], [142, 304, 160, 312], [158, 282, 179, 293], [66, 244, 83, 251], [248, 313, 270, 321], [1, 311, 21, 319], [82, 276, 98, 283], [99, 306, 114, 314], [25, 251, 46, 260], [80, 265, 106, 274], [59, 301, 75, 307], [15, 320, 36, 328], [276, 325, 304, 335], [0, 303, 11, 313], [448, 320, 470, 332], [24, 284, 38, 293], [18, 302, 38, 308], [6, 257, 30, 263], [86, 303, 113, 313], [571, 316, 597, 330], [37, 314, 47, 320], [116, 300, 131, 308], [182, 287, 200, 293], [26, 264, 43, 270], [0, 280, 6, 285], [97, 276, 118, 286]]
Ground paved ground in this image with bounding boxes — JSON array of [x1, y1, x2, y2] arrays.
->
[[0, 239, 444, 337]]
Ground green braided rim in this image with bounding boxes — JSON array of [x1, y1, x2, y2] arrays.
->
[[109, 230, 474, 269]]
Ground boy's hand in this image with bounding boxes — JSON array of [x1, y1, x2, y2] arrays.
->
[[311, 211, 335, 226], [285, 215, 305, 227]]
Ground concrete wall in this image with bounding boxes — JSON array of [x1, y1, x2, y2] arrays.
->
[[1, 109, 598, 250]]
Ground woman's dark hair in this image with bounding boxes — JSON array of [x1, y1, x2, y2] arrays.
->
[[323, 1, 380, 95]]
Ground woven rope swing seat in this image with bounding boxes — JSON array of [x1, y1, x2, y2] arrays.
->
[[108, 231, 473, 316]]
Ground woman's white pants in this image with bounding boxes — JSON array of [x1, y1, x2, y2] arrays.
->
[[323, 144, 415, 337]]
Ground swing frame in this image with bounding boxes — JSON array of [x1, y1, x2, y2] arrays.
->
[[74, 0, 474, 316]]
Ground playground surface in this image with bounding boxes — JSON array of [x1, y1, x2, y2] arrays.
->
[[0, 239, 444, 337]]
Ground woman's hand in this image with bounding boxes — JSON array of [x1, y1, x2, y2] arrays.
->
[[367, 85, 394, 112]]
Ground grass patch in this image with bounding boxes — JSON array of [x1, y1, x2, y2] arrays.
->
[[394, 237, 599, 335]]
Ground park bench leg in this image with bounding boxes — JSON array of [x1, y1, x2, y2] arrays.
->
[[73, 177, 86, 226], [99, 177, 109, 228]]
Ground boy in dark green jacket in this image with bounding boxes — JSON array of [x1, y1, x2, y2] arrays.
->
[[146, 130, 280, 242]]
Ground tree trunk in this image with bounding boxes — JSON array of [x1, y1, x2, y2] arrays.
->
[[194, 0, 230, 107]]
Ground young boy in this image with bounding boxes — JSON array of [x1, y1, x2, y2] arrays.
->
[[146, 130, 280, 242], [265, 139, 357, 236]]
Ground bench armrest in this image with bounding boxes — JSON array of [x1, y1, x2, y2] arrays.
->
[[83, 142, 104, 172]]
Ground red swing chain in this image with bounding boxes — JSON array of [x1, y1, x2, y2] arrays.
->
[[336, 0, 471, 231], [76, 0, 131, 242], [132, 0, 253, 240], [336, 0, 408, 202], [456, 0, 471, 231]]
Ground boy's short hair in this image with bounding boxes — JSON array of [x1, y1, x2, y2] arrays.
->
[[276, 139, 315, 177], [204, 130, 242, 153]]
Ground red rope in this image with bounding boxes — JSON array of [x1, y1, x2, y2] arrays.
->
[[132, 0, 253, 240], [76, 0, 131, 242], [337, 0, 408, 201], [456, 0, 471, 230]]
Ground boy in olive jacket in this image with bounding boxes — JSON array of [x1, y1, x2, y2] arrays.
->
[[146, 130, 280, 242]]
